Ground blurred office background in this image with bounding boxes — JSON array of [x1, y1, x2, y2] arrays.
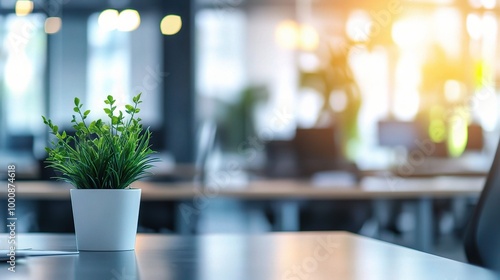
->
[[1, 0, 500, 261]]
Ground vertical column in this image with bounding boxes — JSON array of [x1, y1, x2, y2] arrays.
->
[[416, 197, 433, 252], [49, 14, 88, 123], [162, 0, 195, 163]]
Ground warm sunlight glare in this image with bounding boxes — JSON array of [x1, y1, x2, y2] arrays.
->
[[45, 17, 62, 34], [346, 10, 371, 42], [466, 14, 482, 40], [98, 9, 119, 31], [15, 0, 33, 17], [329, 90, 348, 112], [299, 25, 319, 51], [275, 20, 299, 49], [444, 80, 463, 102], [118, 9, 141, 32], [447, 110, 469, 157], [392, 17, 427, 49], [161, 15, 182, 35], [481, 0, 496, 9]]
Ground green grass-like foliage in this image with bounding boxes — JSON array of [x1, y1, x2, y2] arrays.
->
[[42, 93, 159, 189]]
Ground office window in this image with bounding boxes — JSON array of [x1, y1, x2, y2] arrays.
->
[[1, 14, 46, 135], [196, 9, 246, 101], [194, 1, 500, 164], [196, 7, 298, 143], [87, 12, 162, 126], [0, 13, 46, 156], [87, 13, 131, 118]]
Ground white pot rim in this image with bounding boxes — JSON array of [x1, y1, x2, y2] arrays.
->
[[70, 188, 141, 191]]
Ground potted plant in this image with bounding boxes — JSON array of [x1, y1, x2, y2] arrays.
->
[[42, 93, 158, 251]]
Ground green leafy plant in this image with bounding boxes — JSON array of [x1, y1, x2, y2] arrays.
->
[[42, 93, 159, 189]]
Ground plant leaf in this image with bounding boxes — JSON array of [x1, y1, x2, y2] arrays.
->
[[42, 93, 159, 189]]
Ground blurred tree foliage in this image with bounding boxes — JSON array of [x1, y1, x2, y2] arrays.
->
[[299, 45, 362, 160], [217, 85, 269, 151]]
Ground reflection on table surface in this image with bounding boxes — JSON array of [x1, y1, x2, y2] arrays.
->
[[0, 232, 497, 280]]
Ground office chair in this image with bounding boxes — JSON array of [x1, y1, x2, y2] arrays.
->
[[465, 123, 484, 151], [293, 126, 359, 177], [267, 127, 368, 232], [139, 120, 217, 234], [263, 140, 300, 178], [377, 120, 421, 149], [464, 137, 500, 271]]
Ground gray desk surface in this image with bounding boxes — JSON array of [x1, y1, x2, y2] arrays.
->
[[0, 232, 497, 280]]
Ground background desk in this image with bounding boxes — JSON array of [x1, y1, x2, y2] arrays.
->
[[0, 176, 485, 200], [0, 232, 496, 280], [0, 176, 485, 252]]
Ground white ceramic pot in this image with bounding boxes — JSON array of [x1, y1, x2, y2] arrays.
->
[[70, 188, 141, 251]]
